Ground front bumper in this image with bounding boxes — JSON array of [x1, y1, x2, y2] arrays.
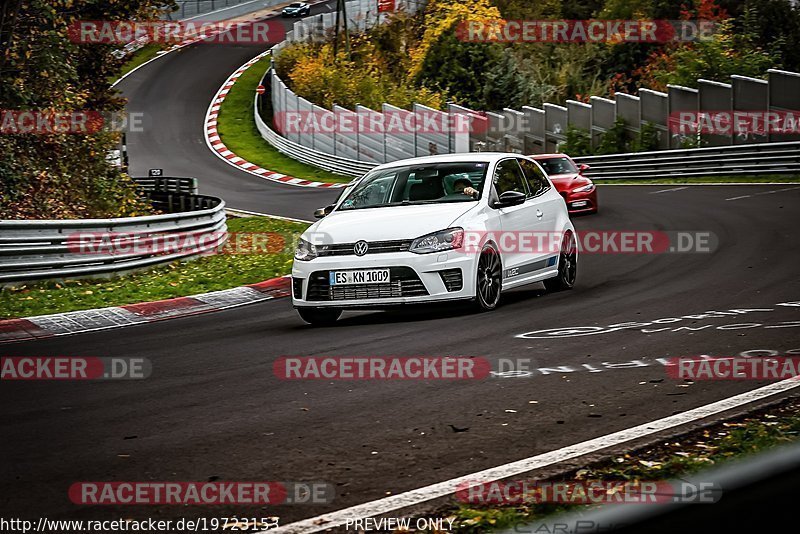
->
[[564, 188, 598, 214], [292, 251, 477, 308]]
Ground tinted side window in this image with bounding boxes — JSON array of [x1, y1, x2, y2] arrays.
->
[[518, 159, 551, 197], [494, 159, 529, 196]]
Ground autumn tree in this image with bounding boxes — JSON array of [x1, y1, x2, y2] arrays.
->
[[0, 0, 173, 219]]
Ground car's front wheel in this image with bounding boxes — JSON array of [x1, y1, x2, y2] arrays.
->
[[475, 245, 502, 311], [544, 231, 577, 292], [297, 307, 342, 326]]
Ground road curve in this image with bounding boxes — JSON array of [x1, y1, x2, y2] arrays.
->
[[4, 6, 800, 528], [2, 185, 799, 525], [118, 3, 340, 220]]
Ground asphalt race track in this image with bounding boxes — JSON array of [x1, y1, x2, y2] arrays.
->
[[121, 1, 341, 219], [2, 8, 800, 530], [3, 183, 800, 525]]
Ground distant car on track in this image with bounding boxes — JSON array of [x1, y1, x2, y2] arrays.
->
[[281, 2, 311, 17], [530, 153, 598, 215], [291, 153, 577, 325]]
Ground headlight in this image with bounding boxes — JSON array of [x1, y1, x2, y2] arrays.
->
[[573, 183, 595, 193], [410, 228, 464, 254], [294, 238, 318, 261]]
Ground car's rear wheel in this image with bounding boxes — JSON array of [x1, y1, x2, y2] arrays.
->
[[297, 307, 342, 326], [544, 231, 577, 292], [475, 245, 502, 311]]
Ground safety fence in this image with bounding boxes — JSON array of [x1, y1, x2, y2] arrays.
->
[[574, 141, 800, 180], [260, 3, 800, 168], [254, 95, 800, 179], [0, 180, 227, 286]]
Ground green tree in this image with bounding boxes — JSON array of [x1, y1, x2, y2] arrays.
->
[[0, 0, 173, 219], [632, 121, 661, 152], [483, 48, 529, 110], [417, 30, 504, 110], [736, 0, 800, 72], [634, 8, 779, 91], [491, 0, 561, 19], [595, 117, 629, 155], [562, 125, 593, 156]]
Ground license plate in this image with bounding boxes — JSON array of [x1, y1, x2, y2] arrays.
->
[[330, 269, 390, 285], [571, 200, 588, 207]]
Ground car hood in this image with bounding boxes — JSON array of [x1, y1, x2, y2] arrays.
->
[[549, 173, 592, 192], [306, 202, 478, 243]]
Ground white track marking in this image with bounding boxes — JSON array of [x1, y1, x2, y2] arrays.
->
[[112, 53, 171, 88], [759, 186, 800, 195], [182, 0, 268, 20], [726, 186, 800, 201], [225, 207, 313, 223], [269, 378, 800, 533], [649, 186, 689, 194], [111, 1, 332, 87]]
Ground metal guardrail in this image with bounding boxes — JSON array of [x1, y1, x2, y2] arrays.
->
[[257, 2, 800, 176], [254, 85, 375, 177], [134, 176, 199, 194], [0, 185, 227, 286], [574, 141, 800, 180], [256, 81, 800, 180]]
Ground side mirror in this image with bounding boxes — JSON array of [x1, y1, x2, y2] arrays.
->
[[314, 204, 335, 219], [579, 163, 590, 173], [493, 190, 527, 208]]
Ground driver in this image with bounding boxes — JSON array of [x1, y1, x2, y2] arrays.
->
[[453, 177, 477, 197]]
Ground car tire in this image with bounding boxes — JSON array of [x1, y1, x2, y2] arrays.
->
[[474, 245, 502, 311], [544, 231, 577, 292], [297, 307, 342, 326]]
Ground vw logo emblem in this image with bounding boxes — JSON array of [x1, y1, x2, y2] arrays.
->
[[354, 240, 369, 256]]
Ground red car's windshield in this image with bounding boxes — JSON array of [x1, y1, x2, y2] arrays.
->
[[537, 157, 578, 175]]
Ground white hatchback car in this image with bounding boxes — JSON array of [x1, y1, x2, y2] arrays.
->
[[292, 153, 577, 325]]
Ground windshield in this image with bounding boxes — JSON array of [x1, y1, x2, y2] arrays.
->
[[337, 162, 489, 211], [537, 157, 578, 175]]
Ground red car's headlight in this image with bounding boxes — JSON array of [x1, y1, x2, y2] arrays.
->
[[572, 183, 595, 193]]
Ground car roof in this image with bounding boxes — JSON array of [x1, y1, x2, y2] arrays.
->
[[371, 152, 529, 171], [530, 153, 570, 159]]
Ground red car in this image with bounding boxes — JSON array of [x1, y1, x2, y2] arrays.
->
[[530, 153, 598, 215]]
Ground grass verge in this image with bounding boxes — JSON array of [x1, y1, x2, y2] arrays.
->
[[216, 56, 351, 184], [595, 175, 800, 185], [423, 397, 800, 532], [0, 216, 309, 319]]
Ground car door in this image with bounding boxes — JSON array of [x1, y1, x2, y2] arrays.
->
[[518, 157, 563, 265], [491, 158, 541, 285]]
